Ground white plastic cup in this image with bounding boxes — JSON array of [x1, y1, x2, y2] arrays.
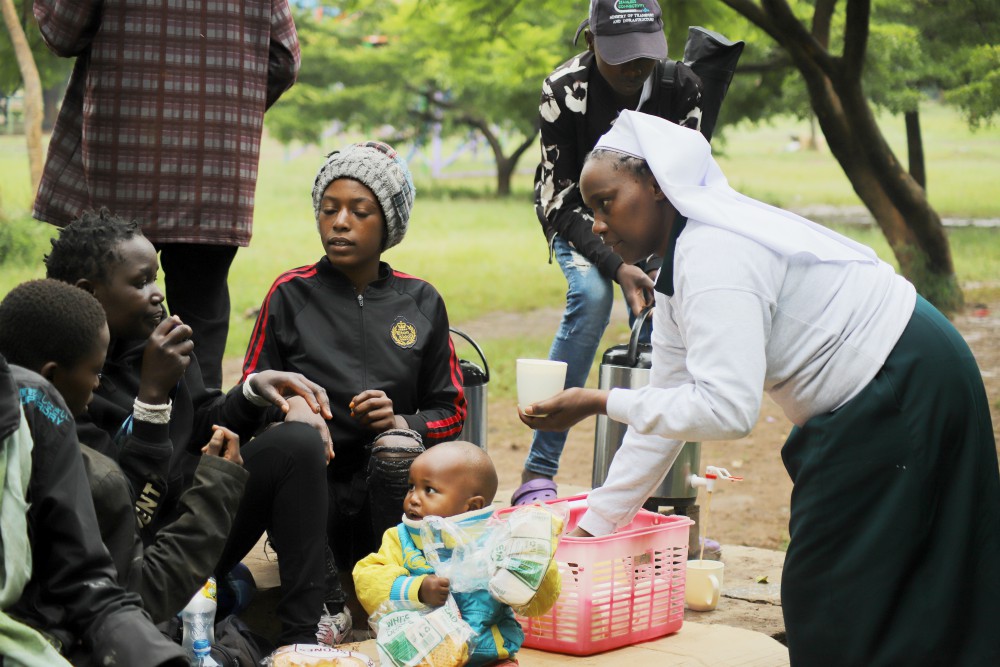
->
[[685, 559, 725, 611], [516, 359, 568, 416]]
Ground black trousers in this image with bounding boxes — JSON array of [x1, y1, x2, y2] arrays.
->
[[323, 445, 422, 616], [156, 243, 239, 389], [214, 422, 329, 645]]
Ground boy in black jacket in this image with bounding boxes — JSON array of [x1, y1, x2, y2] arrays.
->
[[0, 278, 247, 625], [0, 352, 187, 665], [44, 209, 336, 645], [242, 141, 466, 640]]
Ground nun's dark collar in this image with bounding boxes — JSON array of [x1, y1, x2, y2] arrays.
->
[[653, 214, 688, 296]]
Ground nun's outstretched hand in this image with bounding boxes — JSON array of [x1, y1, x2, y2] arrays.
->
[[518, 388, 610, 432]]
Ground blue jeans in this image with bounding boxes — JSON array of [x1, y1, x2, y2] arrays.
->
[[524, 236, 615, 478]]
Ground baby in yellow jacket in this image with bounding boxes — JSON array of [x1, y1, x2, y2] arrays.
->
[[353, 439, 560, 666]]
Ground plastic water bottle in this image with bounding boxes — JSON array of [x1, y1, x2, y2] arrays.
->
[[191, 638, 212, 666], [180, 578, 217, 665]]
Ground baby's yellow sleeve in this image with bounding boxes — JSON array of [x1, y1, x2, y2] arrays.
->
[[352, 527, 426, 616]]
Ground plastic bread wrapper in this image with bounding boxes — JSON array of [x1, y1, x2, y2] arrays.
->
[[262, 643, 376, 666], [486, 504, 566, 611], [370, 596, 475, 667], [421, 503, 567, 611]]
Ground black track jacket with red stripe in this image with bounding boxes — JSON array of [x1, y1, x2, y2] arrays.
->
[[243, 258, 466, 473]]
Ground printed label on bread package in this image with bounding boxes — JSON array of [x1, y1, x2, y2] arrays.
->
[[378, 610, 442, 667], [491, 538, 549, 590], [375, 602, 470, 667]]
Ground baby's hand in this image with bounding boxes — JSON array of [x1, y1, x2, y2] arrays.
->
[[418, 575, 450, 607]]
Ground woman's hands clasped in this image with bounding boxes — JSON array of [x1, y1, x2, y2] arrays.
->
[[350, 389, 407, 432], [202, 425, 243, 466]]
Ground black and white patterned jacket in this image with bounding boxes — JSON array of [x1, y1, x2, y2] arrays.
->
[[533, 50, 703, 279]]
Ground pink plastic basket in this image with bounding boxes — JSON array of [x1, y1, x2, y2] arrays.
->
[[498, 494, 693, 656]]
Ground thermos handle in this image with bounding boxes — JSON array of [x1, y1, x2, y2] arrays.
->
[[626, 305, 654, 367], [449, 327, 490, 383]]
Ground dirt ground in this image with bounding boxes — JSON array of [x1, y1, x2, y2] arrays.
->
[[223, 298, 1000, 553], [461, 298, 1000, 552]]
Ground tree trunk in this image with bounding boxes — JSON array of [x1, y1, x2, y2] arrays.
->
[[1, 0, 45, 198], [496, 156, 513, 197], [806, 113, 819, 150], [721, 0, 962, 313], [905, 110, 926, 191], [495, 132, 537, 197], [459, 114, 537, 197], [805, 66, 960, 311]]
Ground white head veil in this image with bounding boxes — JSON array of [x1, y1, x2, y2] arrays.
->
[[594, 110, 878, 265]]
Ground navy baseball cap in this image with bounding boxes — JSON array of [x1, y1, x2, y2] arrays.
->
[[574, 0, 668, 66]]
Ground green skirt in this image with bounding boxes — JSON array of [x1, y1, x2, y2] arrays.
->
[[781, 296, 1000, 666]]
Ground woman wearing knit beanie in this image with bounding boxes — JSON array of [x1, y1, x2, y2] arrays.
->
[[242, 141, 467, 644]]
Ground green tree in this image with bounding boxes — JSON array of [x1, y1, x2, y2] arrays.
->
[[946, 43, 1000, 128], [0, 0, 72, 129], [1, 0, 44, 196], [716, 0, 1000, 312], [864, 0, 1000, 191], [268, 0, 580, 195], [274, 0, 999, 312]]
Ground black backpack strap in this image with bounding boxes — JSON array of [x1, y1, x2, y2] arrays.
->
[[661, 58, 677, 87], [655, 58, 678, 122]]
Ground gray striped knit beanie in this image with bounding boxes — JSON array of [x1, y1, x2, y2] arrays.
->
[[312, 141, 415, 250]]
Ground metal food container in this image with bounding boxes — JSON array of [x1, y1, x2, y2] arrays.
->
[[450, 328, 489, 450], [592, 307, 701, 502]]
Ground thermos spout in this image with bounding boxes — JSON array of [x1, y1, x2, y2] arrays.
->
[[689, 466, 743, 493]]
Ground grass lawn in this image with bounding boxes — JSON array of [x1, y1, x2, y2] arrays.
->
[[2, 102, 998, 399]]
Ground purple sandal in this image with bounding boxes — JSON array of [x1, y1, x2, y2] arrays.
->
[[510, 478, 558, 506]]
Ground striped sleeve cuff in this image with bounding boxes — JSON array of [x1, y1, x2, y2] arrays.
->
[[389, 575, 426, 604]]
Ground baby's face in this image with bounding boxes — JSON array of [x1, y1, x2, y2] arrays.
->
[[404, 455, 474, 521]]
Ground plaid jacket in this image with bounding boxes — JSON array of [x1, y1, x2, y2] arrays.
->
[[32, 0, 300, 246]]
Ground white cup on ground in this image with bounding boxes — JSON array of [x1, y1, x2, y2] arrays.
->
[[516, 359, 568, 416], [685, 559, 725, 611]]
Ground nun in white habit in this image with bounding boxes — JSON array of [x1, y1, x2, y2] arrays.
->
[[520, 110, 1000, 666]]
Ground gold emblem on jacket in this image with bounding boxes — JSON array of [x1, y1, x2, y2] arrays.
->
[[391, 317, 417, 349]]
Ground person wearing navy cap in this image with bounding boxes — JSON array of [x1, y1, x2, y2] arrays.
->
[[513, 0, 704, 507]]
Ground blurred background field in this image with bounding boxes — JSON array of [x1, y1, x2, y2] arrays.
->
[[2, 102, 998, 400]]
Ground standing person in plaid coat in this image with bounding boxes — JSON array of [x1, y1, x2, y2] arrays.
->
[[31, 0, 301, 389]]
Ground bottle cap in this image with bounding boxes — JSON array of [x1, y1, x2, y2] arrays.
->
[[193, 638, 211, 655]]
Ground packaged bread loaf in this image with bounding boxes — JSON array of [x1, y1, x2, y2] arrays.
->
[[267, 644, 376, 667], [488, 505, 564, 606], [374, 598, 472, 667]]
